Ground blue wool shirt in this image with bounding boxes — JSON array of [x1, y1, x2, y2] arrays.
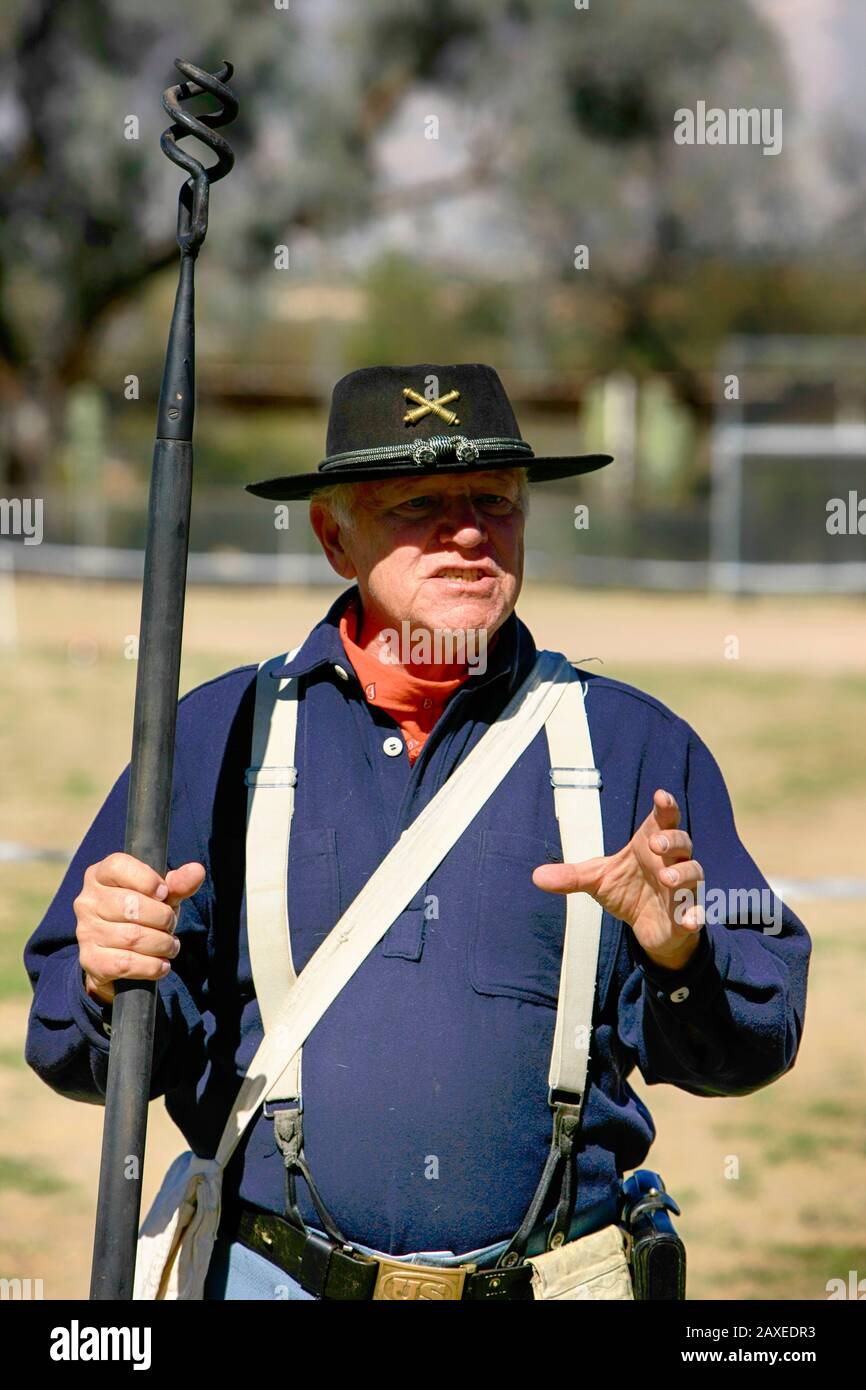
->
[[23, 585, 811, 1255]]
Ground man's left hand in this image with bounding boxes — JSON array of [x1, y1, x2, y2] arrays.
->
[[533, 789, 705, 972]]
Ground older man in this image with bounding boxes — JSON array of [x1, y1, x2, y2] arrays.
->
[[24, 363, 810, 1301]]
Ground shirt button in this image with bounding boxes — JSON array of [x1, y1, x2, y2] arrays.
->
[[102, 1021, 113, 1037], [382, 736, 403, 757], [333, 664, 349, 681], [669, 987, 690, 1003], [422, 698, 433, 710]]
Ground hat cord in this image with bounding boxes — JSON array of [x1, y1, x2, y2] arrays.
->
[[319, 435, 533, 474]]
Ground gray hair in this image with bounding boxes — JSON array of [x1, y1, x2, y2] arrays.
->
[[311, 481, 362, 534], [312, 467, 530, 535]]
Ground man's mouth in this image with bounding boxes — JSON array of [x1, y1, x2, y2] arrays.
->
[[435, 567, 490, 582]]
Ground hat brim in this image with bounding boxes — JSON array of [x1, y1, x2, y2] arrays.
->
[[245, 453, 614, 502]]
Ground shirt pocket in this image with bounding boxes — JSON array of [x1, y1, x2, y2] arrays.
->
[[468, 828, 565, 1007], [287, 827, 342, 954], [288, 829, 425, 963]]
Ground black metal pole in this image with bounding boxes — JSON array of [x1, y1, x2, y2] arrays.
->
[[89, 60, 237, 1301]]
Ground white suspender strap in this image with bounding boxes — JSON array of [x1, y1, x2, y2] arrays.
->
[[244, 647, 301, 1101], [214, 648, 574, 1171], [544, 669, 604, 1103], [496, 668, 605, 1266]]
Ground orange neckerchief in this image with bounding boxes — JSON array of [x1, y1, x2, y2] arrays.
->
[[339, 595, 492, 764]]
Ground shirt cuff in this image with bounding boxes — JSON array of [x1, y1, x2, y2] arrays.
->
[[68, 963, 114, 1051], [631, 927, 725, 1014]]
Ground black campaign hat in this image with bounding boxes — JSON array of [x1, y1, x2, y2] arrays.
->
[[245, 362, 613, 501]]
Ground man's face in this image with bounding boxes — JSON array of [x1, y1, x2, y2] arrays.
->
[[310, 469, 526, 640]]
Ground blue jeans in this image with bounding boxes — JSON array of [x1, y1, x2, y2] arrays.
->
[[203, 1192, 621, 1300]]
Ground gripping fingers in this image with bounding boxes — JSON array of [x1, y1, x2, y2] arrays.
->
[[82, 944, 176, 986], [90, 852, 167, 898], [75, 854, 190, 991], [81, 915, 180, 960], [79, 921, 180, 990], [102, 886, 178, 933]]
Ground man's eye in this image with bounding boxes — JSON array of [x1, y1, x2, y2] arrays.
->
[[392, 492, 515, 515], [394, 496, 434, 512]]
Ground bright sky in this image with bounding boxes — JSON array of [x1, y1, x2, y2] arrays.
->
[[756, 0, 864, 118]]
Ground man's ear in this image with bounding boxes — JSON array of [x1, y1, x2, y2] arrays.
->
[[309, 500, 358, 581]]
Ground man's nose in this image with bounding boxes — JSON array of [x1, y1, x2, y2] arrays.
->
[[435, 495, 487, 543]]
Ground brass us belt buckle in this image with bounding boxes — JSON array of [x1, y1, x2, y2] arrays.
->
[[372, 1255, 476, 1301]]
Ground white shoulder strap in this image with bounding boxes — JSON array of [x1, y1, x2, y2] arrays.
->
[[543, 670, 604, 1103], [217, 648, 574, 1170], [245, 653, 606, 1111], [244, 647, 302, 1101]]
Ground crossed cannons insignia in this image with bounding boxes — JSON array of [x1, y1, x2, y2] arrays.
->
[[403, 386, 461, 426]]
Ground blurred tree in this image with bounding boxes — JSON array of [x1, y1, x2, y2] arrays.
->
[[486, 0, 795, 430], [0, 0, 488, 485], [0, 0, 800, 490]]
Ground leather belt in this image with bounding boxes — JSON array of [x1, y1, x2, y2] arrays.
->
[[231, 1202, 534, 1301]]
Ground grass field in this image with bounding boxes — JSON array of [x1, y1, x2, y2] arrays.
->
[[1, 576, 864, 1300]]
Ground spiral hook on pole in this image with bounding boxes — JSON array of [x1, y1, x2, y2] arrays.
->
[[161, 58, 239, 256]]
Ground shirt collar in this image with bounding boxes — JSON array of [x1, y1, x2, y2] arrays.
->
[[269, 583, 536, 696]]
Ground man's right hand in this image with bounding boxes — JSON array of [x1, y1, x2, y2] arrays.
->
[[74, 853, 206, 1007]]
